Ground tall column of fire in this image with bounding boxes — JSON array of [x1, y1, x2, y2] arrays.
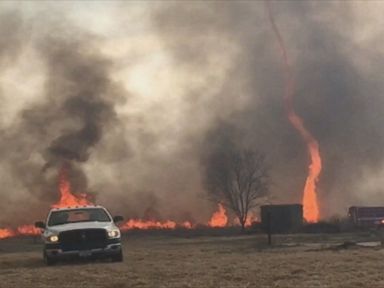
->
[[266, 1, 321, 222]]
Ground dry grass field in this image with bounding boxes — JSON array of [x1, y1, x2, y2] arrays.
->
[[1, 232, 384, 288]]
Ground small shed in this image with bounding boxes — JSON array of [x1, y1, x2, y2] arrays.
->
[[260, 204, 303, 233]]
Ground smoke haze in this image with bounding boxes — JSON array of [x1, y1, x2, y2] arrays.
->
[[0, 1, 384, 225]]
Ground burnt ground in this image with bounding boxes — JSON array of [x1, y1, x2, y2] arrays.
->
[[1, 232, 384, 288]]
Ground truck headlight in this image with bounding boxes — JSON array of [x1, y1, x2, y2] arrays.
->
[[107, 229, 120, 238], [48, 235, 59, 243]]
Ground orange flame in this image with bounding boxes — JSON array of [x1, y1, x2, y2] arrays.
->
[[208, 203, 228, 227], [0, 225, 41, 239], [1, 167, 255, 239], [0, 228, 15, 239], [121, 219, 177, 230], [233, 212, 258, 227], [120, 219, 193, 230], [245, 212, 258, 227], [181, 221, 193, 229], [266, 1, 320, 222], [2, 204, 237, 239], [51, 164, 91, 208], [16, 225, 41, 235]]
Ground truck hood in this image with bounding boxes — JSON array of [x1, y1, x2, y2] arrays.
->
[[45, 221, 116, 234]]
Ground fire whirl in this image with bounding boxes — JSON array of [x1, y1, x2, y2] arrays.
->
[[266, 1, 321, 222]]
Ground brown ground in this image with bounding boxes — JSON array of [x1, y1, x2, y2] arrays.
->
[[1, 232, 384, 288]]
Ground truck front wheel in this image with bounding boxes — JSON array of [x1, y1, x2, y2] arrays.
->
[[44, 250, 57, 266], [111, 250, 123, 262]]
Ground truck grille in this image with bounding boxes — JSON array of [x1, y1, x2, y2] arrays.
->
[[59, 229, 107, 252]]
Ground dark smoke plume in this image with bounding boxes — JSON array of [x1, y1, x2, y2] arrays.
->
[[41, 37, 118, 167], [0, 9, 125, 224]]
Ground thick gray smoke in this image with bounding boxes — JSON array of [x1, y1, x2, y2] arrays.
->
[[0, 8, 125, 224], [152, 1, 384, 218], [1, 1, 384, 226]]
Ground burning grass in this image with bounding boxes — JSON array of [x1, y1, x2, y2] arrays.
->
[[1, 232, 384, 287], [0, 164, 258, 239]]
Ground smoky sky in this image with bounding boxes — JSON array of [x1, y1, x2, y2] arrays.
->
[[0, 1, 384, 225], [152, 1, 384, 218]]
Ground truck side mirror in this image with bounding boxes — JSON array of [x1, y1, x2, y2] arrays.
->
[[35, 221, 46, 229], [113, 216, 123, 223]]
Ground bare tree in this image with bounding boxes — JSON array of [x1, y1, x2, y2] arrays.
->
[[204, 148, 269, 231]]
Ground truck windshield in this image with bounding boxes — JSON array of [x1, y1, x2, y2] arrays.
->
[[48, 208, 111, 226]]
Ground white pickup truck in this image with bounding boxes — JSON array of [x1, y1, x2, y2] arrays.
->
[[35, 205, 123, 265]]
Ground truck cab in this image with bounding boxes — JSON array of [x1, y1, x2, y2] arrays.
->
[[35, 205, 123, 265]]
